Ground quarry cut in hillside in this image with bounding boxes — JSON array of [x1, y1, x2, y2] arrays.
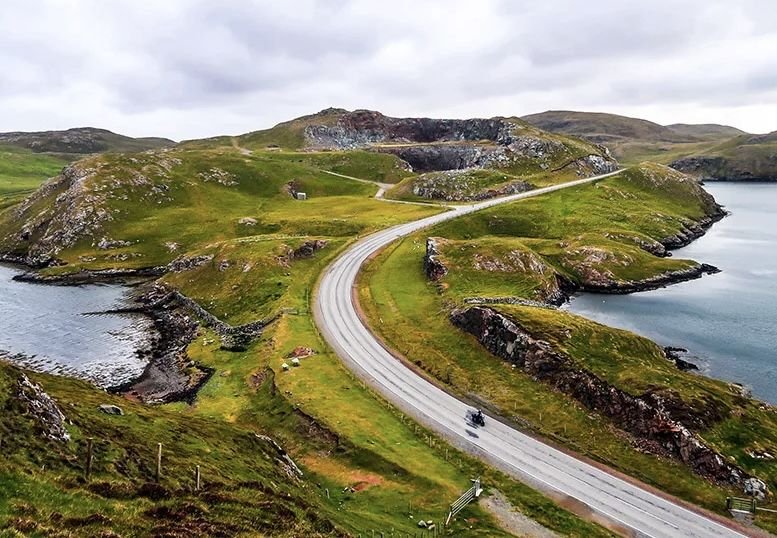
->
[[299, 109, 619, 175]]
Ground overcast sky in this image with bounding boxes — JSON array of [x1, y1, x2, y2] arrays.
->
[[2, 0, 777, 140]]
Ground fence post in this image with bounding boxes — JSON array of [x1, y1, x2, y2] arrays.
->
[[195, 465, 201, 491], [85, 437, 94, 480], [156, 443, 163, 482]]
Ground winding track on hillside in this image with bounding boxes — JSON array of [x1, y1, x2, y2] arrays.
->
[[313, 170, 747, 538]]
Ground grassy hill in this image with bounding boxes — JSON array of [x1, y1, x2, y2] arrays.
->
[[5, 109, 773, 534], [0, 114, 623, 536], [666, 123, 747, 140], [521, 110, 754, 168], [0, 127, 175, 156], [670, 132, 777, 180], [522, 110, 688, 145]]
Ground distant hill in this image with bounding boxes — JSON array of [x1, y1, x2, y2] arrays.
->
[[666, 123, 747, 141], [671, 131, 777, 181], [0, 127, 175, 156], [521, 110, 760, 172], [521, 110, 690, 145]]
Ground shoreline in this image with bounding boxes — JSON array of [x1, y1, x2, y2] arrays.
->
[[0, 262, 213, 403]]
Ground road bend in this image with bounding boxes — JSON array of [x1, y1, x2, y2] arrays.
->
[[313, 170, 747, 538]]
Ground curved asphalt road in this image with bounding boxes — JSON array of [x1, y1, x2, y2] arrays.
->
[[313, 170, 747, 538]]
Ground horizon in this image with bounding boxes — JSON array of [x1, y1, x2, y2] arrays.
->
[[2, 1, 777, 140], [0, 107, 766, 143]]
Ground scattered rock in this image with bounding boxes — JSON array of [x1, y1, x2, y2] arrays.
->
[[166, 254, 213, 273], [16, 372, 70, 442], [96, 237, 132, 250], [197, 167, 238, 186], [238, 217, 257, 226], [98, 404, 124, 416]]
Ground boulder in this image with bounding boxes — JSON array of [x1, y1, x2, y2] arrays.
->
[[744, 477, 768, 501], [99, 404, 124, 416]]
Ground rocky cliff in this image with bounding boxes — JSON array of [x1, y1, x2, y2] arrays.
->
[[450, 306, 756, 488]]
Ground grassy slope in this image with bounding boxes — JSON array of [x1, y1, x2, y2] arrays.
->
[[0, 145, 68, 210], [357, 165, 777, 531], [0, 143, 610, 536], [0, 146, 429, 271], [520, 111, 755, 167]]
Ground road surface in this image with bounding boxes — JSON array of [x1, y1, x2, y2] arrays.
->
[[313, 170, 747, 538]]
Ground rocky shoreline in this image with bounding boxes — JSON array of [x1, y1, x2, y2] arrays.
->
[[0, 260, 273, 404]]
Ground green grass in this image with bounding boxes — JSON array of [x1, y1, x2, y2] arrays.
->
[[0, 141, 614, 536], [0, 145, 68, 209], [0, 146, 439, 270], [356, 164, 777, 532]]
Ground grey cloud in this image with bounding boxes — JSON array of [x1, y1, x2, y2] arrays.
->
[[0, 0, 776, 138]]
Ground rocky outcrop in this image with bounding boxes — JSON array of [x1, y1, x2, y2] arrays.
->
[[568, 254, 720, 295], [163, 289, 277, 352], [5, 164, 111, 266], [423, 238, 448, 281], [664, 347, 699, 372], [671, 155, 777, 181], [255, 434, 304, 480], [410, 170, 534, 201], [303, 110, 510, 149], [291, 239, 328, 259], [15, 372, 70, 442], [450, 306, 757, 488]]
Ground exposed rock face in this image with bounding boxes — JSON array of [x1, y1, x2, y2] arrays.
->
[[564, 245, 720, 294], [659, 214, 727, 250], [450, 306, 756, 488], [423, 238, 448, 281], [301, 109, 618, 174], [304, 110, 510, 149], [15, 372, 70, 442]]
